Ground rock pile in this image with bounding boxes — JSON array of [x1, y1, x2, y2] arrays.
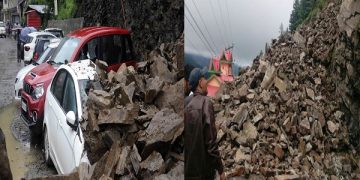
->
[[81, 35, 184, 180], [38, 36, 185, 180], [213, 1, 360, 179]]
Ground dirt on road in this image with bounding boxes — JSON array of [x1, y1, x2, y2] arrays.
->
[[0, 37, 56, 179]]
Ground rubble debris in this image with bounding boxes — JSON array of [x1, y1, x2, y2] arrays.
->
[[42, 37, 185, 180], [237, 121, 258, 145], [260, 65, 276, 89], [142, 108, 183, 145], [274, 144, 285, 159], [140, 151, 164, 172], [145, 76, 165, 103], [212, 0, 359, 178], [97, 104, 139, 125], [88, 90, 113, 109], [150, 55, 176, 84], [327, 121, 339, 133], [274, 77, 286, 92], [154, 80, 184, 115]]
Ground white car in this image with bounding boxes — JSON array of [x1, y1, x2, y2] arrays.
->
[[0, 22, 6, 38], [14, 41, 60, 100], [24, 32, 56, 64], [43, 59, 94, 174]]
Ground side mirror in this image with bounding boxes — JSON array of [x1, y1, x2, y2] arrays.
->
[[66, 111, 77, 131]]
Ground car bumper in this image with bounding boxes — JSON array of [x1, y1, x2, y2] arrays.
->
[[21, 91, 45, 130]]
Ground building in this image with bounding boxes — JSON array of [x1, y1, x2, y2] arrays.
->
[[2, 0, 19, 24], [207, 49, 234, 97], [25, 5, 46, 29]]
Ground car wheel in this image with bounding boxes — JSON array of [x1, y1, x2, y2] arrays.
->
[[43, 128, 53, 166]]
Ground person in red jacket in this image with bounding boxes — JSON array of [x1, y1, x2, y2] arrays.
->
[[184, 68, 225, 180]]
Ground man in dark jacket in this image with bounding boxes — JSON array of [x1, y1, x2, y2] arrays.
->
[[184, 68, 225, 180]]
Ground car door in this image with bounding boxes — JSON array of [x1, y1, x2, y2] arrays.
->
[[47, 69, 67, 169], [56, 72, 79, 174]]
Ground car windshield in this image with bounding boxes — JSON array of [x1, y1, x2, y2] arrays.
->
[[37, 47, 53, 64], [50, 37, 80, 64], [78, 79, 90, 110]]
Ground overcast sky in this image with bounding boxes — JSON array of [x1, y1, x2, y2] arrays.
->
[[185, 0, 294, 66]]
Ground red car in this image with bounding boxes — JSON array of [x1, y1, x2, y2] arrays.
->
[[21, 26, 136, 137]]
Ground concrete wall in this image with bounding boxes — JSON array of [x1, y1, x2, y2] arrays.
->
[[47, 17, 84, 35]]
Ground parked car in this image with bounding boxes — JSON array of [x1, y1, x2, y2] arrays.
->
[[21, 26, 136, 139], [0, 22, 6, 38], [32, 38, 54, 62], [24, 32, 56, 64], [15, 40, 60, 100], [44, 28, 64, 38], [43, 59, 94, 174], [19, 27, 37, 61]]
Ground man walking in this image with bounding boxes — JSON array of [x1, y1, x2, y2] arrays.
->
[[184, 68, 225, 180]]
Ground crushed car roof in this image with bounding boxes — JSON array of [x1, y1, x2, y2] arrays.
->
[[67, 60, 97, 81]]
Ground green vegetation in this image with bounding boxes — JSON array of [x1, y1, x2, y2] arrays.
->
[[57, 0, 76, 20], [25, 0, 77, 27], [28, 0, 48, 4], [289, 0, 327, 32]]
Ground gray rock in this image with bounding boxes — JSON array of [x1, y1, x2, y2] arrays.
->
[[140, 151, 164, 172], [143, 108, 183, 145]]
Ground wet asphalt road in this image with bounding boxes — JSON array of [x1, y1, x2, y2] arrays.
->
[[0, 37, 56, 179]]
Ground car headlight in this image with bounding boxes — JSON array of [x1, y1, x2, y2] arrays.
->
[[33, 83, 44, 100]]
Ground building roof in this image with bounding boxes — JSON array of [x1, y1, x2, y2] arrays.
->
[[26, 5, 47, 14]]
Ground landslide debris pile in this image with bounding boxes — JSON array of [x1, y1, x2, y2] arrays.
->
[[43, 36, 185, 180], [213, 1, 360, 179], [81, 36, 184, 180]]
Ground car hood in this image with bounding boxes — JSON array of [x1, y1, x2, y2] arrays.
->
[[24, 63, 58, 86], [16, 64, 36, 80]]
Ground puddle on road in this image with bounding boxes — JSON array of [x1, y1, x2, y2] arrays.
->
[[0, 102, 35, 180]]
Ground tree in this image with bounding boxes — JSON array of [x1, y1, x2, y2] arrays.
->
[[279, 23, 284, 35], [289, 0, 318, 32], [289, 0, 300, 32]]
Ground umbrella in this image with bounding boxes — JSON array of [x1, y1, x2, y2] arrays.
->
[[20, 27, 37, 43]]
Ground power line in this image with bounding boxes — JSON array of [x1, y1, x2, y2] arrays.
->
[[185, 14, 214, 56], [185, 36, 204, 56], [217, 0, 229, 47], [191, 0, 219, 52], [185, 4, 216, 55], [225, 0, 233, 43], [208, 0, 227, 49]]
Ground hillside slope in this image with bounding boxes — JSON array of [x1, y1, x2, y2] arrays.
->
[[214, 0, 360, 178]]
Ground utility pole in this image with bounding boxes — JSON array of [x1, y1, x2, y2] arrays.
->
[[54, 0, 58, 16]]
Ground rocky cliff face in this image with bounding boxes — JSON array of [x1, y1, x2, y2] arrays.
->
[[333, 0, 360, 150], [75, 0, 183, 60], [213, 0, 360, 178]]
